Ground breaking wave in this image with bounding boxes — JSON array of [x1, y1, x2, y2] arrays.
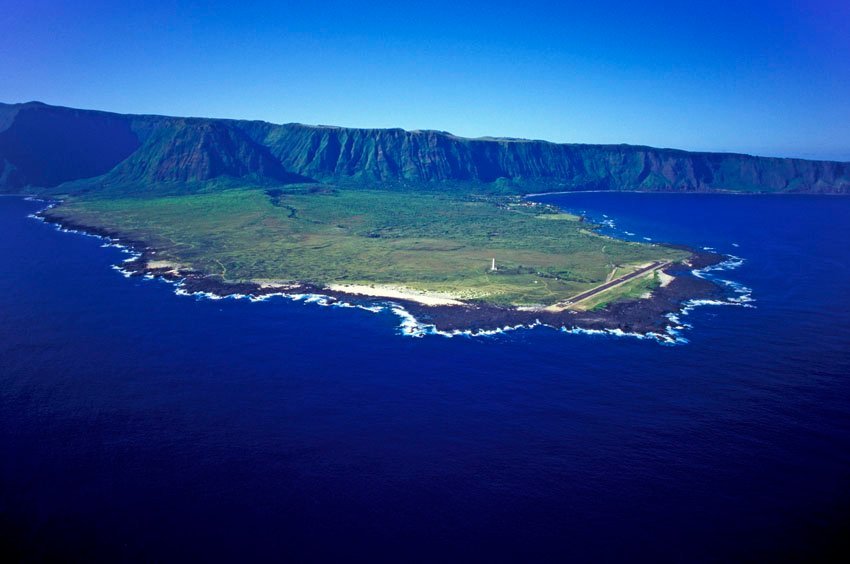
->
[[690, 254, 755, 308]]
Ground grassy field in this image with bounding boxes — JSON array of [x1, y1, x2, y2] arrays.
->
[[48, 186, 687, 306]]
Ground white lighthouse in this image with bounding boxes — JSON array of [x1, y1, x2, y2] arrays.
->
[[490, 258, 497, 271]]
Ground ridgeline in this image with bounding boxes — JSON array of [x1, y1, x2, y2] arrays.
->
[[1, 101, 848, 195]]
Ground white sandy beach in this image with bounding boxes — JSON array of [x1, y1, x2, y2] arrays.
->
[[326, 284, 466, 306]]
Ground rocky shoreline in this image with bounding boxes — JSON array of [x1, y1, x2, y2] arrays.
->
[[39, 207, 727, 340]]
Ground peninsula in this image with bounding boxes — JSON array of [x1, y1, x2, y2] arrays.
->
[[3, 101, 844, 336]]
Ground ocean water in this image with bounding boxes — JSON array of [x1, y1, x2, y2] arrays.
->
[[2, 193, 850, 561]]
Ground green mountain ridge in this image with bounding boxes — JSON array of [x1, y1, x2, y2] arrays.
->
[[2, 101, 848, 194]]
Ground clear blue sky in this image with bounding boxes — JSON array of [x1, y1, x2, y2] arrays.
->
[[2, 0, 849, 160]]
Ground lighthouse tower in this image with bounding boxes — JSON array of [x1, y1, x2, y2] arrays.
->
[[490, 258, 497, 271]]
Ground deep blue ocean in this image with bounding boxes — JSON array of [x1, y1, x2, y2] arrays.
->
[[2, 193, 850, 561]]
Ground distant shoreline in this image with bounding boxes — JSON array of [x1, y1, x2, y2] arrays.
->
[[523, 189, 850, 198]]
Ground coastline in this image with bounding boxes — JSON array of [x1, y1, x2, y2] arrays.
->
[[33, 199, 738, 343], [522, 189, 850, 198]]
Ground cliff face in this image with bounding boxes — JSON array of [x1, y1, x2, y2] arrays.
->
[[255, 124, 850, 192], [1, 101, 848, 194], [0, 102, 139, 189], [103, 119, 292, 184]]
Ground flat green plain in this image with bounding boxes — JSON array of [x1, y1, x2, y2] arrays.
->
[[47, 187, 687, 306]]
